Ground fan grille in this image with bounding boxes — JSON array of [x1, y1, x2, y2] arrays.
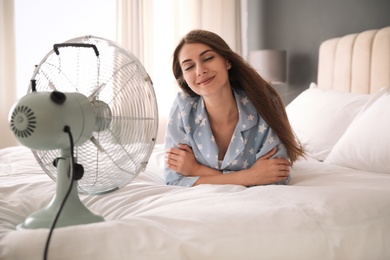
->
[[29, 36, 158, 195]]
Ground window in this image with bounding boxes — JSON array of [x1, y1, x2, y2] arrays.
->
[[14, 0, 116, 98]]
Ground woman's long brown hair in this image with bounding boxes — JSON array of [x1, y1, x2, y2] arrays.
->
[[172, 30, 304, 163]]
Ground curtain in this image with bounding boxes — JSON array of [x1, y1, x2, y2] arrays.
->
[[116, 0, 242, 143], [116, 0, 145, 64], [0, 0, 18, 148]]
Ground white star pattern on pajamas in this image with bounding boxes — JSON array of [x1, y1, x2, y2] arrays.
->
[[241, 96, 249, 105], [242, 160, 249, 169], [178, 110, 186, 119], [195, 114, 203, 124], [259, 123, 266, 134], [231, 134, 236, 143]]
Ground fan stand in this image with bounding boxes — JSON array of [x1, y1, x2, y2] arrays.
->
[[17, 148, 104, 230]]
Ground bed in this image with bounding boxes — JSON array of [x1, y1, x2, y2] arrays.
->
[[1, 26, 390, 260]]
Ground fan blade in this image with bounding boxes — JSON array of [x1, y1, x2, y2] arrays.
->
[[90, 136, 105, 153], [88, 83, 106, 102]]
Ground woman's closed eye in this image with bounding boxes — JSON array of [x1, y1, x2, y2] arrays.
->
[[203, 56, 214, 62], [183, 64, 194, 71]]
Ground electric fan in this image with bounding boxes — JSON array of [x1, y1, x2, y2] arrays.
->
[[9, 36, 158, 229]]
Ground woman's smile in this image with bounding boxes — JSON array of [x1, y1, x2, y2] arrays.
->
[[197, 76, 215, 86]]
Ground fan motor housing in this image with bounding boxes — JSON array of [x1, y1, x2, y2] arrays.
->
[[9, 91, 96, 150]]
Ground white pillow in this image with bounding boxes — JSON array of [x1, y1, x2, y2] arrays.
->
[[325, 91, 390, 174], [286, 83, 372, 161]]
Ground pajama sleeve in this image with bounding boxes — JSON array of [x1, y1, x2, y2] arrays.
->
[[164, 95, 200, 187], [255, 122, 290, 185]]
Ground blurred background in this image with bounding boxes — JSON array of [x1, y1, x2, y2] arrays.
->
[[1, 0, 390, 148]]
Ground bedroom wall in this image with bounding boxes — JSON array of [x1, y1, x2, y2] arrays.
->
[[246, 0, 390, 105]]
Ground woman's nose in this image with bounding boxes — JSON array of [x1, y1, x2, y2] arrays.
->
[[196, 64, 207, 76]]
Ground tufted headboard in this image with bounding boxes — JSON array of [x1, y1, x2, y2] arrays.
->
[[317, 26, 390, 94]]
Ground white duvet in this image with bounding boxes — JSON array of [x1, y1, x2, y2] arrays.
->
[[1, 144, 390, 260]]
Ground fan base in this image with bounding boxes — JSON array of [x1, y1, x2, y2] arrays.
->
[[16, 182, 105, 230], [17, 157, 104, 229], [16, 197, 104, 230]]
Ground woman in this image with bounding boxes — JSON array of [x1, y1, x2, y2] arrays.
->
[[165, 29, 304, 187]]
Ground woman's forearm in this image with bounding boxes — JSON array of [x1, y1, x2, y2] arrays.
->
[[194, 170, 249, 186], [192, 163, 223, 176], [190, 164, 251, 186], [193, 153, 290, 186]]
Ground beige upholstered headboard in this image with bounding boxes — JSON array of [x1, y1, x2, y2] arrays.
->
[[317, 26, 390, 94]]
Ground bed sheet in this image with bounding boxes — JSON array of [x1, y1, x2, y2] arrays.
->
[[1, 145, 390, 260]]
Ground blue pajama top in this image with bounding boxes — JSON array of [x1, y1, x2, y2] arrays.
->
[[164, 88, 289, 187]]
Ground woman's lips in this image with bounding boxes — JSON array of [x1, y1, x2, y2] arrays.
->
[[197, 76, 214, 85]]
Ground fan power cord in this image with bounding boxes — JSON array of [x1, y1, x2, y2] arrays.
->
[[43, 126, 75, 260]]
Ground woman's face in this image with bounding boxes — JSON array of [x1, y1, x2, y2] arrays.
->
[[178, 43, 231, 97]]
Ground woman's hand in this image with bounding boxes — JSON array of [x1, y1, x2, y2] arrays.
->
[[165, 144, 201, 176], [244, 147, 291, 186]]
